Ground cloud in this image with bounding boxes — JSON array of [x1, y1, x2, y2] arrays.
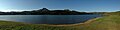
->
[[0, 9, 31, 12]]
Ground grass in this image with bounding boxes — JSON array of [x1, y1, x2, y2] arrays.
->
[[0, 15, 120, 30]]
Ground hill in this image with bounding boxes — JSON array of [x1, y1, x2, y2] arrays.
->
[[0, 8, 93, 15]]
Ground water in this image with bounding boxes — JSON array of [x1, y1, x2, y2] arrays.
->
[[0, 15, 101, 24]]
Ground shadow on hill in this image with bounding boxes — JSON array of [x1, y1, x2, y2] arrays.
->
[[0, 8, 94, 15]]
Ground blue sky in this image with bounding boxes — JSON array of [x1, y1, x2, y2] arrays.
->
[[0, 0, 120, 12]]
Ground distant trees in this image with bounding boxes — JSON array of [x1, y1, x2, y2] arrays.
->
[[117, 11, 120, 12], [0, 8, 94, 15]]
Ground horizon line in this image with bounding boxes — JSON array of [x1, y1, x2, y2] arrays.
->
[[0, 9, 119, 12]]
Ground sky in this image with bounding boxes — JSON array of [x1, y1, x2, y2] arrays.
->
[[0, 0, 120, 12]]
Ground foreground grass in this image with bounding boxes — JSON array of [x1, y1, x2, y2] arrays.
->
[[0, 15, 120, 30]]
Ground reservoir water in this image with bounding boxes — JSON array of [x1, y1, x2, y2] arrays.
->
[[0, 15, 101, 24]]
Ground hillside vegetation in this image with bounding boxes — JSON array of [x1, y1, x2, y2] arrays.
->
[[0, 8, 93, 15]]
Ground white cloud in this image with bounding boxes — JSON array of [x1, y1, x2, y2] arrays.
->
[[0, 9, 31, 12]]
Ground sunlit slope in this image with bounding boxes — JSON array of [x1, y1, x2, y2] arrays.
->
[[80, 15, 120, 30]]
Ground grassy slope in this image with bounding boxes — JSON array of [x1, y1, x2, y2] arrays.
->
[[0, 15, 120, 30], [81, 15, 120, 30]]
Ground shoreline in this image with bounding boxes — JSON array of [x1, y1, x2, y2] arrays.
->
[[0, 17, 102, 26], [43, 17, 102, 26]]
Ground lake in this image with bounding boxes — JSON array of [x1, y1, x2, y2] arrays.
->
[[0, 15, 101, 24]]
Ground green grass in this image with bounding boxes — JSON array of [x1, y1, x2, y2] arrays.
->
[[81, 15, 120, 30], [0, 15, 120, 30]]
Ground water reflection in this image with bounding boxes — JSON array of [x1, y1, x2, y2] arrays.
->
[[0, 15, 101, 24]]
